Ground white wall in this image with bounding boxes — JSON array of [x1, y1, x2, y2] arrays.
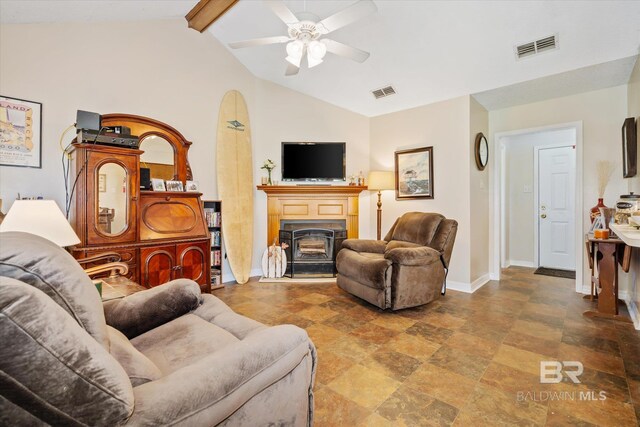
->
[[469, 97, 489, 284], [502, 129, 575, 267], [0, 19, 255, 208], [0, 20, 370, 283], [370, 96, 473, 286], [625, 56, 640, 327], [490, 85, 629, 291], [628, 57, 640, 195], [252, 79, 371, 276]]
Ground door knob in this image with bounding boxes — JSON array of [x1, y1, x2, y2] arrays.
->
[[541, 214, 547, 219]]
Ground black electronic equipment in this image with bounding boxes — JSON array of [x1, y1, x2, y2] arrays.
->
[[140, 168, 151, 190], [103, 125, 131, 135], [76, 110, 101, 132], [78, 129, 139, 149]]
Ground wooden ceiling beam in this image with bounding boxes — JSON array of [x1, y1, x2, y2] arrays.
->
[[185, 0, 239, 33]]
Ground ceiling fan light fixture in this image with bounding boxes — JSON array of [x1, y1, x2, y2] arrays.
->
[[286, 40, 304, 58], [308, 40, 327, 60], [285, 54, 302, 67], [307, 51, 323, 68]]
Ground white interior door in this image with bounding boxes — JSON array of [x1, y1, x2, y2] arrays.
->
[[538, 146, 576, 270]]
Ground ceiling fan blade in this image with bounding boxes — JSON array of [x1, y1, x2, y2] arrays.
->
[[229, 36, 290, 49], [265, 0, 299, 26], [316, 0, 377, 35], [285, 63, 300, 76], [321, 39, 370, 63]]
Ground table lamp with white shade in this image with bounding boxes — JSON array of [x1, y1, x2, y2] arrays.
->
[[0, 200, 80, 247], [368, 170, 395, 240]]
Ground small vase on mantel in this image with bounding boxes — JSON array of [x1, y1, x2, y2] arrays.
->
[[590, 198, 607, 223]]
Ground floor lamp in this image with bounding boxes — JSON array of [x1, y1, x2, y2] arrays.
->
[[368, 171, 395, 240]]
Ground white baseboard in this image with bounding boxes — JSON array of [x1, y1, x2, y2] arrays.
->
[[507, 259, 536, 268], [489, 272, 500, 281], [625, 299, 640, 330], [447, 274, 490, 294]]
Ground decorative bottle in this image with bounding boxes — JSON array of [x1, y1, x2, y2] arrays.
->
[[590, 198, 606, 223], [358, 171, 364, 186]]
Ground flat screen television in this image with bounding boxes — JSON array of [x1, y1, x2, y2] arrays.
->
[[281, 142, 346, 181]]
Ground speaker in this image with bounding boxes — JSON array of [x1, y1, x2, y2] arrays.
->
[[140, 168, 151, 190], [76, 110, 101, 132]]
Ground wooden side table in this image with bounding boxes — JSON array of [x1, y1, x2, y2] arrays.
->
[[584, 234, 632, 322], [99, 276, 147, 302]]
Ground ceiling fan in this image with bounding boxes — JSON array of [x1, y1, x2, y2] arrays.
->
[[228, 0, 377, 76]]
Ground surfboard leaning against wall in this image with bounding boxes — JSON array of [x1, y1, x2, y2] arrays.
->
[[216, 90, 253, 284]]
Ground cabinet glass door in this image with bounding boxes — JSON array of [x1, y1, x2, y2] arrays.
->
[[96, 162, 128, 236], [87, 151, 138, 246]]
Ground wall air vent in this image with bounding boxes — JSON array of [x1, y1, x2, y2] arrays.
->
[[515, 34, 558, 59], [372, 85, 396, 99]]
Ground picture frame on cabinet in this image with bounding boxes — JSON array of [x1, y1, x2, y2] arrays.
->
[[0, 95, 42, 168], [151, 178, 166, 191], [166, 180, 184, 192], [185, 180, 200, 192]]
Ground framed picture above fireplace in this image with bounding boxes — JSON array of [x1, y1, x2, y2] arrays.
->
[[395, 146, 434, 200]]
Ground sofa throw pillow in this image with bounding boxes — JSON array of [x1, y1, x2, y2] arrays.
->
[[107, 326, 162, 386], [0, 231, 109, 348]]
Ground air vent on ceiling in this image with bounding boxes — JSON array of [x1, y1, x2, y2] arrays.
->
[[372, 85, 396, 99], [515, 34, 558, 59]]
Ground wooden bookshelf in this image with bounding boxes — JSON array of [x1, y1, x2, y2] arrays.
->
[[203, 200, 224, 290]]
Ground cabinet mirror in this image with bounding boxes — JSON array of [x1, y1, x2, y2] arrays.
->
[[101, 113, 193, 183], [97, 162, 128, 235], [140, 134, 175, 180]]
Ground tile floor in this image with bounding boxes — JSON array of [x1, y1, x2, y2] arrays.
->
[[214, 267, 640, 426]]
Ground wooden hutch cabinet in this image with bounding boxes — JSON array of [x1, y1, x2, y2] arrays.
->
[[70, 114, 211, 293]]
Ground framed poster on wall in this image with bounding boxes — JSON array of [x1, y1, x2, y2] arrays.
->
[[0, 96, 42, 168], [395, 146, 434, 199]]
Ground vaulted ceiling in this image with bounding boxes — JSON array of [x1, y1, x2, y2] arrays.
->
[[2, 0, 639, 116]]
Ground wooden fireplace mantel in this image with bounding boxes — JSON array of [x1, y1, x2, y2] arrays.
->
[[257, 185, 367, 245]]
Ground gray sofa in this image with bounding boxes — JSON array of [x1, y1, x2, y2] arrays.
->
[[0, 232, 316, 426], [336, 212, 457, 310]]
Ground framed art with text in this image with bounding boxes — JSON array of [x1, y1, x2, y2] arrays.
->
[[0, 96, 42, 168], [395, 146, 434, 199]]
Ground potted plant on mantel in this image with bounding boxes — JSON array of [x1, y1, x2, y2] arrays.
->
[[591, 160, 615, 223], [261, 159, 276, 185]]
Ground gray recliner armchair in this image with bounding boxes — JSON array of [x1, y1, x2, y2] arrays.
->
[[336, 212, 457, 310], [0, 232, 316, 426]]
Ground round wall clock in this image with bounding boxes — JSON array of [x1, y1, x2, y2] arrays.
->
[[475, 132, 489, 171]]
